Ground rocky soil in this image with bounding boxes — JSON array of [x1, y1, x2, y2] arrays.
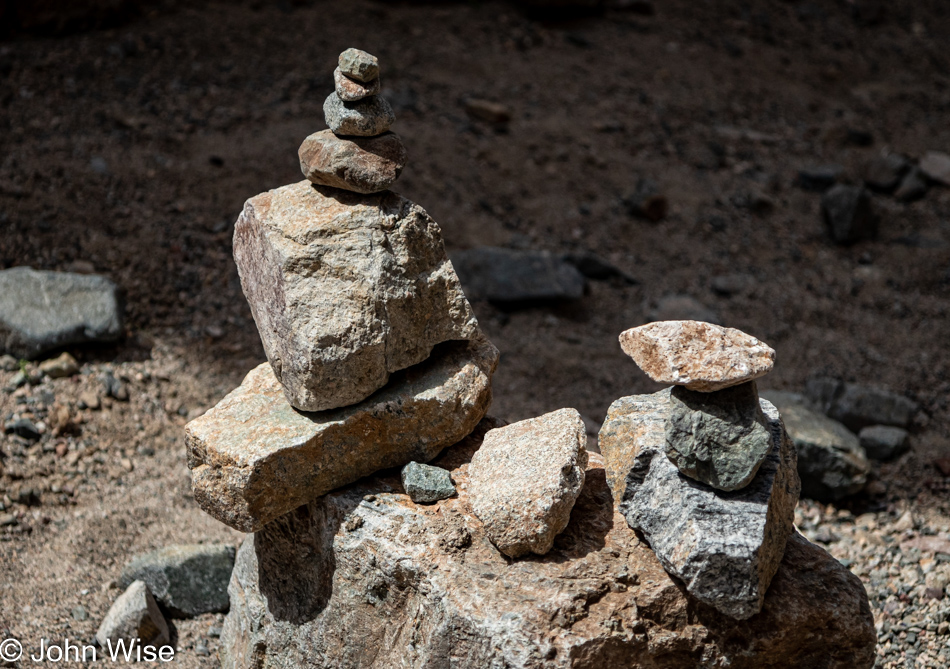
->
[[2, 1, 950, 667]]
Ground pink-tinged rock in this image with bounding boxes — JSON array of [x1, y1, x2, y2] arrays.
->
[[232, 180, 479, 412], [298, 130, 406, 194], [467, 408, 587, 557], [185, 336, 498, 533], [619, 320, 775, 392], [334, 67, 380, 102]]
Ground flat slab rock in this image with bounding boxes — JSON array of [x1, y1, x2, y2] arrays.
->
[[220, 420, 875, 669], [599, 389, 800, 620], [186, 336, 498, 533], [298, 130, 407, 194], [233, 180, 478, 412], [619, 320, 775, 392], [0, 267, 124, 359], [468, 408, 588, 557]]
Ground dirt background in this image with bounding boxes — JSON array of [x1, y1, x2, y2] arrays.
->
[[1, 0, 949, 665]]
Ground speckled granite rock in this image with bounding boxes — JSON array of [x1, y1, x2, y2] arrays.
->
[[619, 320, 775, 392], [185, 337, 498, 533], [324, 94, 395, 137], [468, 408, 587, 557], [338, 48, 378, 83], [334, 67, 380, 102], [0, 267, 124, 359], [665, 381, 772, 491], [118, 544, 235, 618], [232, 180, 478, 412], [219, 420, 875, 669], [96, 580, 170, 648], [401, 461, 455, 504], [599, 389, 799, 619], [298, 130, 407, 194]]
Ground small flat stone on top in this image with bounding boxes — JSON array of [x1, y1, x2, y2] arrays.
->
[[619, 320, 775, 392], [338, 48, 379, 83], [468, 408, 588, 558], [324, 93, 395, 137], [401, 461, 455, 504], [334, 67, 381, 102]]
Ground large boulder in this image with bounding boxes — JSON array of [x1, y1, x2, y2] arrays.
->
[[0, 267, 123, 359], [186, 336, 498, 533], [220, 420, 875, 669], [232, 180, 479, 412], [599, 389, 799, 620], [118, 544, 236, 618]]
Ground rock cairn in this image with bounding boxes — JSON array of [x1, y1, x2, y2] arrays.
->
[[185, 48, 498, 532], [602, 320, 801, 619]]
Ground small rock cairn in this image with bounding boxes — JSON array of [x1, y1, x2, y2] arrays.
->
[[601, 320, 801, 619]]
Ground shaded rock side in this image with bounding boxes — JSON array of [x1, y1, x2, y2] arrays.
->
[[232, 180, 479, 412], [118, 544, 236, 618], [298, 130, 407, 194], [599, 389, 800, 620], [0, 267, 124, 359], [220, 421, 875, 669], [665, 382, 772, 491], [186, 336, 499, 533], [468, 408, 587, 557], [761, 391, 870, 503], [96, 580, 170, 648], [619, 320, 774, 392]]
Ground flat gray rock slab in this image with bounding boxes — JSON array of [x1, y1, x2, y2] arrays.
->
[[232, 180, 478, 412], [186, 336, 499, 533], [218, 421, 875, 669], [119, 544, 236, 618], [600, 389, 800, 620], [665, 382, 772, 491], [450, 247, 585, 304], [468, 408, 587, 557], [96, 580, 170, 648], [0, 267, 123, 359]]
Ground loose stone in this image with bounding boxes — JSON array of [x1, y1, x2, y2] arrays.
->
[[401, 461, 455, 504]]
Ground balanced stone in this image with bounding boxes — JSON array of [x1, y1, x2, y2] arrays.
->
[[118, 544, 236, 618], [219, 421, 875, 669], [600, 389, 800, 619], [96, 580, 169, 648], [334, 67, 380, 102], [324, 94, 394, 137], [232, 180, 478, 412], [665, 381, 772, 491], [338, 47, 379, 83], [298, 129, 407, 194], [186, 337, 498, 532], [0, 267, 124, 359], [467, 408, 587, 558], [401, 461, 455, 504], [619, 320, 775, 392]]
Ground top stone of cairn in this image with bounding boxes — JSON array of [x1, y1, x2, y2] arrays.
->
[[620, 320, 775, 392], [338, 48, 379, 83]]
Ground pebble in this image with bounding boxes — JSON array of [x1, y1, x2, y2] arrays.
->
[[821, 184, 876, 244], [0, 354, 17, 371], [338, 48, 379, 83], [400, 461, 455, 504], [71, 605, 88, 621], [623, 178, 668, 222], [464, 98, 511, 125], [797, 164, 843, 192], [864, 152, 910, 192], [323, 93, 395, 137], [919, 151, 950, 186], [38, 352, 79, 378], [859, 425, 909, 461], [894, 167, 929, 202]]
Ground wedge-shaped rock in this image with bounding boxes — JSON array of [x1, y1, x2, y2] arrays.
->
[[186, 337, 498, 533], [600, 388, 800, 619], [619, 320, 775, 392], [96, 580, 169, 648], [219, 420, 875, 669], [298, 130, 407, 194], [233, 180, 479, 412], [468, 408, 587, 557]]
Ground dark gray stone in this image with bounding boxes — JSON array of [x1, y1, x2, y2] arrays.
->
[[804, 377, 918, 431], [450, 247, 585, 304], [665, 382, 773, 491], [400, 461, 455, 504], [797, 164, 843, 192], [0, 267, 123, 359], [762, 391, 869, 502], [894, 168, 928, 202], [562, 252, 636, 284], [600, 389, 800, 619], [859, 425, 909, 461], [863, 153, 910, 192], [119, 544, 236, 618], [821, 185, 876, 244], [324, 94, 394, 137], [6, 418, 41, 441]]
